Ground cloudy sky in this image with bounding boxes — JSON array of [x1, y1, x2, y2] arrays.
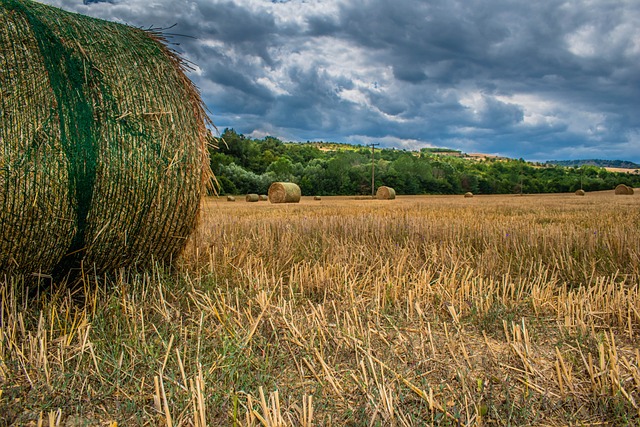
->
[[41, 0, 640, 162]]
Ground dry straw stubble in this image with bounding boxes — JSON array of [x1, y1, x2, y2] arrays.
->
[[3, 193, 640, 425]]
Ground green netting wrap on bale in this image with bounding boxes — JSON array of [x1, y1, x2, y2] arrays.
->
[[0, 0, 213, 279], [268, 182, 301, 203]]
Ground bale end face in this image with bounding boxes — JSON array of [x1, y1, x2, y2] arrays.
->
[[268, 182, 301, 203], [614, 184, 632, 195], [376, 186, 396, 200]]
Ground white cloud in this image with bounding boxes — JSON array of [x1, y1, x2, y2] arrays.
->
[[566, 25, 598, 57], [255, 76, 289, 97], [495, 94, 562, 127]]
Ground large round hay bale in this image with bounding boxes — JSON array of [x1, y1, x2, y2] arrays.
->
[[464, 192, 474, 198], [0, 0, 212, 279], [227, 196, 236, 202], [376, 186, 396, 200], [313, 196, 322, 201], [614, 184, 632, 195], [246, 194, 259, 202], [268, 182, 301, 203], [575, 189, 586, 196], [259, 194, 268, 201]]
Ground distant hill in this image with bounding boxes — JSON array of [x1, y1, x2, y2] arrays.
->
[[546, 159, 640, 169], [214, 129, 640, 195]]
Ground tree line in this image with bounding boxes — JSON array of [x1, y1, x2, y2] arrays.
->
[[210, 129, 640, 196]]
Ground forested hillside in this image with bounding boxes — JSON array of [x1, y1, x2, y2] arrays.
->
[[210, 129, 640, 196], [546, 159, 640, 169]]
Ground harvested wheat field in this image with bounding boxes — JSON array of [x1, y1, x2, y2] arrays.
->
[[1, 191, 639, 425]]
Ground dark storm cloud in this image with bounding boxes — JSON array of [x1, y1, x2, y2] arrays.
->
[[40, 0, 640, 162]]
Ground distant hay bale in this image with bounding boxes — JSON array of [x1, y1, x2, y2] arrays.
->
[[575, 189, 586, 196], [268, 182, 301, 203], [614, 184, 633, 195], [314, 196, 322, 201], [227, 196, 236, 202], [376, 186, 396, 200], [246, 194, 260, 202], [614, 184, 627, 195], [0, 0, 212, 278], [464, 192, 474, 198], [259, 195, 268, 201]]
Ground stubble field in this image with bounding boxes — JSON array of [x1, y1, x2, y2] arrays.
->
[[1, 191, 639, 426]]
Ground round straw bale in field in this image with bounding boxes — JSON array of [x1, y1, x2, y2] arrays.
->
[[376, 186, 396, 200], [464, 192, 474, 198], [0, 0, 212, 279], [268, 182, 301, 203], [575, 189, 586, 196], [246, 194, 259, 202], [227, 196, 236, 202], [314, 196, 322, 201], [614, 184, 632, 195], [259, 194, 268, 201]]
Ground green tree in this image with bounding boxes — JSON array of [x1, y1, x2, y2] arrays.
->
[[220, 163, 270, 194], [266, 157, 296, 182]]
